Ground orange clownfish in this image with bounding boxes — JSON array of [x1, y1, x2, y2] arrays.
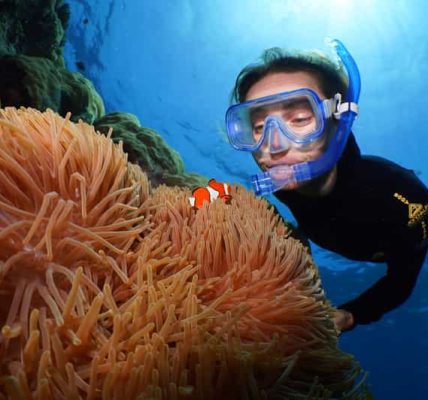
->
[[189, 179, 232, 209]]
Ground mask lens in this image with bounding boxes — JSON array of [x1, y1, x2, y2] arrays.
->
[[248, 94, 322, 145], [227, 107, 259, 149], [226, 89, 325, 151], [281, 96, 319, 138]]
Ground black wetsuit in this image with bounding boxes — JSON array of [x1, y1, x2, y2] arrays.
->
[[274, 133, 428, 327]]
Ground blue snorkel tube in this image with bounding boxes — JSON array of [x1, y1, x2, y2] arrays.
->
[[251, 39, 361, 196]]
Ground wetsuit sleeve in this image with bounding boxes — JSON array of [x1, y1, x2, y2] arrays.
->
[[339, 244, 427, 326], [338, 160, 428, 327]]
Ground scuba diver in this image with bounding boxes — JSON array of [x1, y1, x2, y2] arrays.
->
[[225, 39, 428, 333]]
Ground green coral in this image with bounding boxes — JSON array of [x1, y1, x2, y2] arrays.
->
[[0, 54, 104, 123], [0, 0, 69, 67], [0, 0, 208, 186], [0, 0, 104, 123], [94, 112, 208, 188]]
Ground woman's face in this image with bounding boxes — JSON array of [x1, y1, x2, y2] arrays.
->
[[245, 71, 335, 193]]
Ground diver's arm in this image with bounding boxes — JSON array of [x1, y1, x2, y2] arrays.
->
[[339, 244, 427, 327]]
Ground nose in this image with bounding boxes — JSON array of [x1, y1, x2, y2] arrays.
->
[[264, 117, 290, 154]]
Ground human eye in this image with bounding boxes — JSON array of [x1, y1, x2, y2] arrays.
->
[[252, 122, 264, 138], [291, 113, 314, 126], [250, 112, 265, 136], [283, 99, 316, 127], [252, 122, 264, 136]]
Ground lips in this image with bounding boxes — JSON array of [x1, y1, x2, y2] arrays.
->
[[255, 153, 306, 172], [265, 159, 302, 169]]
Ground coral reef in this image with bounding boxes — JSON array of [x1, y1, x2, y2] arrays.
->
[[0, 3, 372, 398], [0, 1, 206, 185], [0, 0, 103, 124], [0, 107, 371, 399], [0, 54, 104, 123], [0, 0, 70, 66], [94, 112, 208, 188]]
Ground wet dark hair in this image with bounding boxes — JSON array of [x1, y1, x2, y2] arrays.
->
[[231, 47, 348, 103]]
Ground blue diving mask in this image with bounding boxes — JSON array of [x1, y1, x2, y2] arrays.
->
[[225, 38, 361, 195], [225, 88, 338, 152]]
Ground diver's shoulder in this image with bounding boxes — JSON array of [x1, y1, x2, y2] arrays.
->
[[336, 153, 427, 206], [350, 155, 428, 207], [360, 155, 426, 186]]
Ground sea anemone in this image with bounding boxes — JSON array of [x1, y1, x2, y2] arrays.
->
[[0, 107, 370, 399]]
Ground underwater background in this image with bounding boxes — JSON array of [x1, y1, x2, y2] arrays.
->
[[63, 1, 428, 399]]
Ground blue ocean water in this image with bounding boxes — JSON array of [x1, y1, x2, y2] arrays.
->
[[64, 1, 428, 398]]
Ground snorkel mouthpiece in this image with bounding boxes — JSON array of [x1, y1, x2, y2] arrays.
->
[[251, 162, 312, 196], [252, 167, 294, 196], [252, 172, 276, 196], [251, 39, 361, 195]]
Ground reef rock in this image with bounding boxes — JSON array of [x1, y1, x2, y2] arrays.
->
[[0, 0, 70, 67], [94, 112, 208, 188], [0, 54, 104, 123]]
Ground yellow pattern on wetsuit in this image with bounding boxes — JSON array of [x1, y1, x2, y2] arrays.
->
[[393, 192, 428, 240]]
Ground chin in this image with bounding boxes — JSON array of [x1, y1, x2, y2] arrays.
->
[[278, 180, 300, 191], [296, 168, 337, 196]]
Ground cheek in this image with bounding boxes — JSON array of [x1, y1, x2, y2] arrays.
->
[[302, 143, 326, 161], [312, 138, 328, 152], [304, 133, 329, 154], [305, 149, 323, 161]]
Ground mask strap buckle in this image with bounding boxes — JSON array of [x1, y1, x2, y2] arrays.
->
[[332, 93, 359, 120]]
